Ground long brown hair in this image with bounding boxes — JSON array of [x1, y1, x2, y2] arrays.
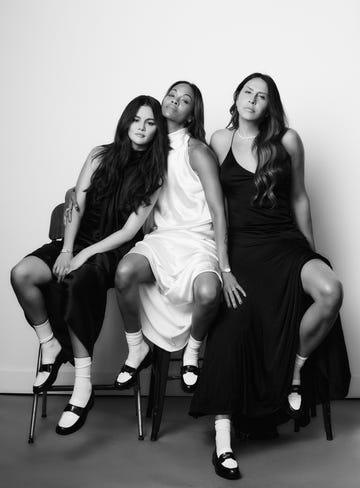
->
[[228, 73, 289, 207], [88, 95, 168, 216]]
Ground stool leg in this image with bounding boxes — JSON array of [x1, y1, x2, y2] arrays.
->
[[41, 391, 48, 417], [134, 377, 144, 440], [310, 404, 317, 417], [28, 346, 42, 443], [294, 419, 300, 433], [146, 365, 155, 419], [151, 347, 170, 441], [322, 401, 333, 441], [28, 392, 39, 443]]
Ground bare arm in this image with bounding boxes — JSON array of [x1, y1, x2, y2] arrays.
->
[[283, 129, 315, 250], [189, 140, 246, 307], [53, 147, 101, 280], [67, 189, 161, 273]]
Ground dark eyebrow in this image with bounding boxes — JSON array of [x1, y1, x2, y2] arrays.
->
[[169, 87, 193, 100], [246, 84, 268, 95]]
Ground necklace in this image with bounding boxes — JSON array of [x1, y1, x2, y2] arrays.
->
[[237, 129, 258, 140]]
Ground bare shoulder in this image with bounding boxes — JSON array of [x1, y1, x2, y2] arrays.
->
[[90, 145, 104, 159], [188, 138, 215, 159], [210, 128, 234, 164], [188, 138, 217, 172], [85, 145, 104, 167], [281, 128, 303, 157]]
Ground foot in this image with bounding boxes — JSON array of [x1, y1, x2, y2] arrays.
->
[[56, 390, 94, 436], [287, 384, 302, 418], [33, 339, 65, 393], [180, 364, 200, 393], [212, 451, 240, 480], [114, 346, 152, 390]]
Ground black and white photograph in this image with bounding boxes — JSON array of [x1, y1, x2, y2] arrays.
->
[[1, 1, 359, 486]]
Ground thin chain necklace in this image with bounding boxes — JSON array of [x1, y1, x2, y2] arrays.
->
[[237, 128, 258, 140]]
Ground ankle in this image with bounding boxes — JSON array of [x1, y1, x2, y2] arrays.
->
[[125, 331, 149, 369], [40, 337, 61, 363], [70, 358, 92, 407], [292, 353, 308, 384], [215, 418, 232, 455], [183, 335, 202, 367]]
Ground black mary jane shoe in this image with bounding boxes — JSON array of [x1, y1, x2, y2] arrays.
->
[[212, 451, 241, 480], [33, 349, 67, 394], [114, 349, 152, 390], [180, 364, 200, 394], [55, 391, 95, 436], [285, 384, 302, 419]]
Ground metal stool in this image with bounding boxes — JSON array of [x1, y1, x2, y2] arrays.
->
[[28, 346, 144, 443], [294, 401, 333, 440], [146, 345, 202, 441]]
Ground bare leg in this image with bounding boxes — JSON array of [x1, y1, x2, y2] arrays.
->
[[182, 272, 221, 388], [114, 254, 155, 384], [115, 253, 155, 333], [299, 259, 343, 356], [11, 257, 62, 386], [11, 256, 52, 325], [191, 272, 221, 340], [288, 259, 343, 412]]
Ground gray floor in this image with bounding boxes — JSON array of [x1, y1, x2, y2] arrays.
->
[[1, 395, 359, 488]]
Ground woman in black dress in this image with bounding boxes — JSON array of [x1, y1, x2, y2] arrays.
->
[[11, 95, 168, 435], [190, 73, 350, 480]]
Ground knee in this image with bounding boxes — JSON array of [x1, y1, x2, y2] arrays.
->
[[194, 281, 220, 308], [115, 261, 137, 292], [10, 263, 30, 290], [317, 278, 343, 314]]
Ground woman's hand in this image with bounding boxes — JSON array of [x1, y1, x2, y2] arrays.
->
[[68, 248, 92, 273], [63, 189, 80, 225], [53, 253, 73, 282], [222, 272, 246, 309]]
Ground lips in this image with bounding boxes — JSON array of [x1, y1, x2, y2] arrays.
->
[[134, 133, 145, 138], [165, 104, 177, 112]]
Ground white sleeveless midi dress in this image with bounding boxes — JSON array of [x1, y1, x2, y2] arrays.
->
[[128, 128, 221, 351]]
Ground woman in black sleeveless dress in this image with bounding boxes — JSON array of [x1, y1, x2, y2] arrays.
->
[[190, 74, 350, 480], [11, 95, 168, 435]]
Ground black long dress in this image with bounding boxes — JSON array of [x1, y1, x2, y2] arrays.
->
[[190, 146, 350, 427], [28, 150, 144, 361]]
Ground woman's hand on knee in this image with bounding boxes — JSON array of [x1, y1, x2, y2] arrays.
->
[[222, 272, 246, 309], [53, 253, 73, 282]]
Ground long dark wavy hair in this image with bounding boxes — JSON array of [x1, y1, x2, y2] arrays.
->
[[87, 95, 168, 224], [227, 73, 289, 207], [165, 81, 206, 144]]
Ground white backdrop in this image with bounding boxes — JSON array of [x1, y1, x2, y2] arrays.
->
[[0, 0, 359, 395]]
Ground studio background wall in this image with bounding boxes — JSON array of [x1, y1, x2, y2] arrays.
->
[[1, 0, 359, 395]]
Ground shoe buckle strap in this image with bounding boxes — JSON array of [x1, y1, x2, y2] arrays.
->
[[218, 452, 236, 462], [180, 365, 199, 374], [64, 403, 84, 416]]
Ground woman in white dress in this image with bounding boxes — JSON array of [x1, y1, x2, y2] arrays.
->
[[114, 81, 245, 392]]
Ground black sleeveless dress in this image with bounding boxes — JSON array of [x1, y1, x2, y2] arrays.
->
[[190, 147, 350, 426], [28, 150, 144, 361]]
